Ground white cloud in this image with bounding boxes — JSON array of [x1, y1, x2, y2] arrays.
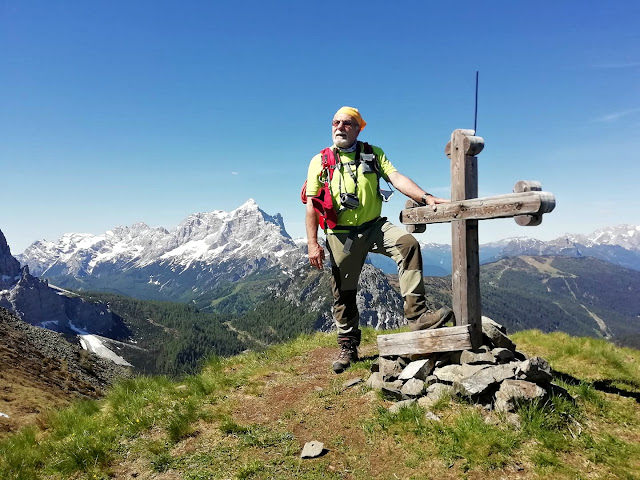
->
[[593, 108, 640, 123], [231, 171, 239, 175]]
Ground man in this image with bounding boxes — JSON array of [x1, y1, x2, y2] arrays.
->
[[306, 106, 453, 374]]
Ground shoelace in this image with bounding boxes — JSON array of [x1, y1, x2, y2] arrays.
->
[[338, 345, 355, 360]]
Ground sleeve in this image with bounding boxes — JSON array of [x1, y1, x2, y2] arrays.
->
[[305, 154, 323, 197], [374, 147, 397, 182]]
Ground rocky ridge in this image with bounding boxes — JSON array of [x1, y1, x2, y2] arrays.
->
[[271, 263, 407, 332], [0, 229, 129, 337]]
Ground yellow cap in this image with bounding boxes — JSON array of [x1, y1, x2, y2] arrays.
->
[[335, 106, 366, 130]]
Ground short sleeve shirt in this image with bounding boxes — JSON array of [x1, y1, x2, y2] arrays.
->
[[306, 143, 397, 230]]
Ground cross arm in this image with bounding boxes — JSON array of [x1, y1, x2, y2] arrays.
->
[[399, 190, 556, 225]]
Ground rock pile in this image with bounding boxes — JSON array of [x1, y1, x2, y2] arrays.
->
[[368, 317, 569, 413]]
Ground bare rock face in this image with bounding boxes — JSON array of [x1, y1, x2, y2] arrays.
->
[[0, 229, 129, 339], [0, 230, 21, 288]]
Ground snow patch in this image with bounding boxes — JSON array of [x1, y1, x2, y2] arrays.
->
[[79, 334, 132, 366]]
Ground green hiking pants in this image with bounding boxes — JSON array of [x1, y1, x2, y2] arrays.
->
[[326, 217, 427, 345]]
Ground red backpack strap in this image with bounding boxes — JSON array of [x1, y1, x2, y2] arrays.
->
[[320, 147, 338, 181]]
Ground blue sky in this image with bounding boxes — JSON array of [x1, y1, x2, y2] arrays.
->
[[2, 1, 639, 253]]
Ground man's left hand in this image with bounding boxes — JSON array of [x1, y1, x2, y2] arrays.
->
[[424, 195, 449, 212]]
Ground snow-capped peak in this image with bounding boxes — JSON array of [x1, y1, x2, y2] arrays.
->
[[19, 200, 302, 279]]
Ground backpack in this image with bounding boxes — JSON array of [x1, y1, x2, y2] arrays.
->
[[301, 142, 383, 230]]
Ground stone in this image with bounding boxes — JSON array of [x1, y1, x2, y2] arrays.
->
[[366, 372, 384, 390], [514, 350, 528, 361], [460, 349, 497, 365], [482, 316, 507, 333], [458, 363, 519, 396], [388, 399, 416, 414], [433, 364, 463, 383], [418, 383, 454, 408], [461, 363, 491, 378], [398, 357, 436, 381], [381, 383, 404, 400], [484, 411, 521, 429], [492, 348, 515, 363], [379, 356, 405, 381], [482, 319, 516, 351], [424, 375, 438, 385], [401, 378, 425, 398], [516, 357, 552, 383], [342, 377, 363, 389], [425, 412, 441, 422], [301, 441, 325, 459], [435, 350, 462, 367], [370, 358, 379, 372], [494, 379, 547, 412]]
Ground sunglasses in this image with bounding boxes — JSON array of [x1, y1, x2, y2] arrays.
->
[[332, 120, 357, 128]]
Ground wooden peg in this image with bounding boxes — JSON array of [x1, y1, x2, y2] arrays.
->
[[402, 199, 426, 233], [513, 180, 542, 193], [513, 180, 546, 226]]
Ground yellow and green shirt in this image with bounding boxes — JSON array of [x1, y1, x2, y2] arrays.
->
[[306, 143, 397, 231]]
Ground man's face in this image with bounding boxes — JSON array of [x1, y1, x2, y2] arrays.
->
[[332, 113, 360, 148]]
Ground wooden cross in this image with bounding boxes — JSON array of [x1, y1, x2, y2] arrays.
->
[[377, 129, 555, 356]]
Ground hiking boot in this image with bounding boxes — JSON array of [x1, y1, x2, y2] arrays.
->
[[408, 307, 454, 331], [332, 341, 358, 374]]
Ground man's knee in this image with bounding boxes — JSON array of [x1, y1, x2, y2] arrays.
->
[[396, 233, 422, 271]]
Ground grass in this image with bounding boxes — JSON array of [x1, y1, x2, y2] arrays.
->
[[1, 328, 639, 479]]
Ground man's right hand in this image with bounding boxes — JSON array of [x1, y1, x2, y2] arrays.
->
[[308, 242, 325, 270]]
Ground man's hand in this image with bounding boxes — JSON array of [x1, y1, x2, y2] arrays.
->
[[424, 195, 449, 212], [308, 242, 325, 270]]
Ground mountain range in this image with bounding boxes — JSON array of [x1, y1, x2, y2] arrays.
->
[[18, 199, 302, 303], [3, 200, 639, 374], [369, 224, 640, 275]]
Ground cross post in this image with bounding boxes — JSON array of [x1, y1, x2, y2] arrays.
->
[[377, 129, 555, 357], [449, 129, 484, 348]]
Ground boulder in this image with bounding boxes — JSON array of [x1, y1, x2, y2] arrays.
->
[[435, 351, 462, 367], [460, 347, 496, 365], [494, 379, 547, 412], [433, 364, 463, 384], [516, 357, 552, 383], [461, 363, 492, 378], [366, 372, 384, 390], [492, 348, 515, 363], [381, 381, 404, 400], [401, 378, 425, 398], [482, 319, 516, 351], [398, 357, 436, 381], [458, 362, 519, 396], [379, 356, 406, 381]]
